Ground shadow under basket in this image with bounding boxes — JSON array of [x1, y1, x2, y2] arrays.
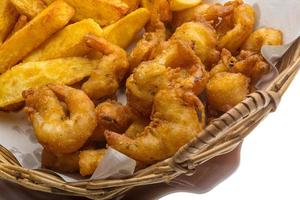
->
[[1, 37, 300, 200]]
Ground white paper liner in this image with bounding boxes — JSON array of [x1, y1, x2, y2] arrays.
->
[[1, 0, 300, 182]]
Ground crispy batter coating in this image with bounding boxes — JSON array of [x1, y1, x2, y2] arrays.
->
[[172, 21, 220, 67], [210, 49, 270, 84], [23, 84, 97, 154], [82, 35, 129, 100], [79, 149, 106, 176], [105, 89, 205, 164], [172, 3, 234, 28], [42, 149, 79, 173], [218, 3, 255, 53], [206, 72, 250, 112], [242, 27, 283, 52], [90, 101, 135, 142], [127, 40, 209, 116]]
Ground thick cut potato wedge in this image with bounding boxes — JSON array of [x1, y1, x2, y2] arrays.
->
[[122, 0, 140, 12], [0, 57, 99, 108], [170, 0, 202, 11], [24, 19, 103, 62], [0, 0, 75, 74], [10, 0, 46, 19], [103, 8, 150, 48], [43, 0, 129, 26], [6, 15, 29, 39], [0, 0, 19, 44]]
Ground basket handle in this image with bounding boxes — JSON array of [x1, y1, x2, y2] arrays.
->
[[170, 90, 280, 175]]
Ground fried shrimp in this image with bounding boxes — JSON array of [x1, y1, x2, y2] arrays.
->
[[42, 149, 79, 173], [172, 22, 220, 67], [23, 84, 97, 154], [210, 49, 269, 84], [218, 3, 255, 53], [90, 100, 135, 142], [242, 27, 283, 52], [172, 3, 234, 28], [206, 72, 250, 112], [79, 149, 106, 176], [105, 89, 205, 164], [126, 40, 209, 116], [82, 35, 129, 100]]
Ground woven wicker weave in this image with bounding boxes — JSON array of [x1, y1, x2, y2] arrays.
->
[[0, 37, 300, 199]]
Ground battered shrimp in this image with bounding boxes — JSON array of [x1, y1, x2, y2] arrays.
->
[[82, 35, 129, 100], [206, 72, 250, 112], [90, 100, 135, 142], [231, 50, 269, 83], [126, 40, 209, 116], [42, 149, 79, 173], [242, 28, 283, 52], [23, 84, 97, 154], [105, 89, 205, 164], [218, 3, 255, 53], [172, 3, 234, 28], [171, 21, 220, 67], [79, 149, 106, 176]]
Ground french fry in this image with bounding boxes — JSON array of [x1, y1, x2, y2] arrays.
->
[[0, 0, 19, 44], [43, 0, 129, 26], [10, 0, 46, 19], [169, 0, 202, 11], [0, 0, 75, 74], [122, 0, 140, 12], [0, 57, 99, 108], [24, 19, 103, 62], [103, 8, 150, 48], [6, 15, 29, 39]]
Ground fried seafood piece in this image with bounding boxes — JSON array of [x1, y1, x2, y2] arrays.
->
[[242, 28, 283, 52], [172, 3, 234, 28], [210, 49, 269, 84], [79, 149, 106, 176], [82, 35, 129, 100], [105, 89, 205, 164], [42, 149, 79, 173], [206, 72, 250, 112], [218, 2, 255, 53], [23, 84, 97, 154], [126, 40, 209, 116], [125, 119, 149, 139], [171, 21, 220, 67], [90, 100, 136, 142], [128, 4, 167, 71]]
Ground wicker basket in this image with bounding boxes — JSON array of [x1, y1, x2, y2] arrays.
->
[[0, 37, 300, 199]]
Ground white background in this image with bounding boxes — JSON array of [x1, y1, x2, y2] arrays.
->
[[0, 73, 299, 199]]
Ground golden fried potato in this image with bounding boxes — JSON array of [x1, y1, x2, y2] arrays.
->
[[79, 149, 106, 176], [242, 28, 283, 52], [0, 0, 75, 74], [90, 101, 134, 142], [42, 149, 79, 173], [105, 89, 205, 164], [122, 0, 140, 12], [23, 84, 97, 154], [206, 72, 250, 112], [10, 0, 46, 19], [24, 19, 103, 62], [103, 8, 150, 48], [6, 15, 28, 39], [0, 0, 19, 44], [170, 0, 202, 11], [44, 0, 129, 26], [0, 57, 98, 108], [218, 3, 255, 53]]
